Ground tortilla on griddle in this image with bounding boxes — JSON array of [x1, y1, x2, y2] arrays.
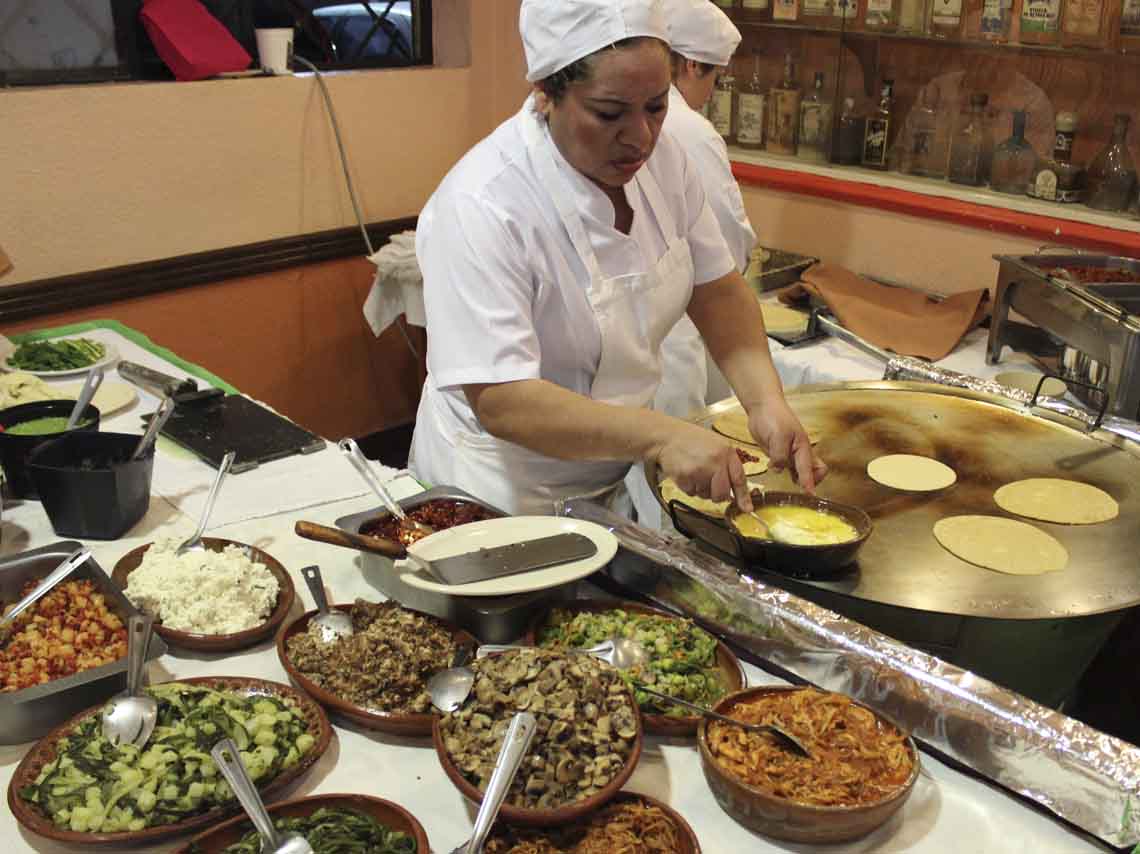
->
[[994, 478, 1118, 525]]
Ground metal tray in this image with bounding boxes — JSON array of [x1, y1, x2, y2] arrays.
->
[[0, 542, 168, 744], [748, 247, 818, 294], [335, 486, 574, 643]]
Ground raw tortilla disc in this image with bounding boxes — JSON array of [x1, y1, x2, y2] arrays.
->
[[712, 412, 822, 447], [995, 371, 1067, 399], [760, 302, 810, 336], [867, 454, 957, 492], [658, 477, 730, 518], [993, 478, 1119, 525], [933, 515, 1068, 575]]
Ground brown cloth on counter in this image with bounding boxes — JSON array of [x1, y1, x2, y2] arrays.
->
[[0, 244, 11, 278], [779, 263, 990, 361]]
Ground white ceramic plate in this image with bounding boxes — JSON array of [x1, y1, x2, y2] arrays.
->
[[398, 516, 619, 597], [2, 338, 119, 377], [55, 380, 138, 417]]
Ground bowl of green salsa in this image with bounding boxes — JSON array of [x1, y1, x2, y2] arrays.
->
[[0, 400, 100, 499]]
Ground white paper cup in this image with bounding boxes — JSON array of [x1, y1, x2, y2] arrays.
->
[[255, 28, 294, 74]]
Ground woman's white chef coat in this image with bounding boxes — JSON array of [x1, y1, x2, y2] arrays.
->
[[409, 97, 735, 515]]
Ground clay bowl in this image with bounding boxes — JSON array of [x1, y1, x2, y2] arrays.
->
[[483, 791, 701, 852], [697, 685, 920, 844], [432, 655, 644, 828], [9, 675, 333, 847], [112, 538, 295, 653], [526, 599, 745, 737], [276, 602, 477, 736], [173, 793, 430, 853]]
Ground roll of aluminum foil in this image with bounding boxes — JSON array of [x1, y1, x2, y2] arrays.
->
[[560, 498, 1140, 848]]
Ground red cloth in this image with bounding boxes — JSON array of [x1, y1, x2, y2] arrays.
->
[[140, 0, 250, 82]]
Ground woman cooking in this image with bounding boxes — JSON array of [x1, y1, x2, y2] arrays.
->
[[409, 0, 826, 516]]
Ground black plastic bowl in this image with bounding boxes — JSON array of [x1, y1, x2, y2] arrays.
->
[[27, 431, 152, 539], [0, 400, 101, 499]]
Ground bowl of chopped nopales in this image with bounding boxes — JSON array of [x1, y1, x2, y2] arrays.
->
[[698, 685, 919, 843], [9, 676, 333, 846], [112, 537, 295, 652]]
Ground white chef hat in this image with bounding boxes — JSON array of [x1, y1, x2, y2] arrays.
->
[[664, 0, 742, 67], [520, 0, 669, 83]]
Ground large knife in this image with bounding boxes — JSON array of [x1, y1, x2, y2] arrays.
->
[[118, 361, 224, 404], [408, 533, 597, 586]]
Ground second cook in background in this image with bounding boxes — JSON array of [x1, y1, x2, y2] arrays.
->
[[410, 0, 825, 516]]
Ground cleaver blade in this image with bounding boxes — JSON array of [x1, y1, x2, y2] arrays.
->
[[412, 533, 598, 586]]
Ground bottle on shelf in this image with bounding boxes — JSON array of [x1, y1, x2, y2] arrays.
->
[[1027, 112, 1085, 203], [948, 93, 993, 186], [1123, 0, 1140, 52], [713, 0, 738, 8], [709, 72, 738, 145], [736, 51, 768, 151], [773, 0, 801, 20], [1061, 0, 1109, 48], [798, 72, 834, 162], [801, 0, 833, 25], [1085, 114, 1138, 213], [928, 0, 964, 36], [833, 97, 866, 165], [741, 0, 772, 19], [901, 87, 949, 178], [862, 79, 895, 171], [768, 52, 802, 156], [990, 110, 1036, 194], [977, 0, 1013, 41], [833, 0, 862, 26], [899, 0, 930, 31], [1019, 0, 1061, 44], [866, 0, 903, 30]]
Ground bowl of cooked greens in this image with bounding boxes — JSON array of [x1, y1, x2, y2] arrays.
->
[[530, 602, 745, 737], [0, 400, 100, 499], [3, 337, 116, 377], [174, 794, 429, 853], [9, 676, 333, 846]]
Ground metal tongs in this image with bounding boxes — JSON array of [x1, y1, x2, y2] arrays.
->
[[0, 549, 91, 642], [337, 438, 433, 539]]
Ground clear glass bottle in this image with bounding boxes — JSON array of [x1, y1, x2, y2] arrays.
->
[[899, 0, 930, 31], [1020, 0, 1061, 44], [767, 53, 802, 156], [1062, 0, 1109, 47], [990, 111, 1037, 194], [798, 72, 834, 162], [862, 79, 895, 170], [801, 0, 832, 23], [1124, 0, 1140, 52], [866, 0, 903, 29], [833, 97, 866, 165], [773, 0, 801, 20], [978, 0, 1012, 40], [736, 52, 767, 150], [902, 87, 948, 178], [948, 93, 993, 186], [709, 73, 737, 144], [1086, 114, 1138, 213], [1027, 112, 1086, 203], [833, 0, 861, 25], [928, 0, 964, 36]]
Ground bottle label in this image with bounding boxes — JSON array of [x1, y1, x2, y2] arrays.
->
[[799, 103, 832, 149], [899, 0, 926, 28], [932, 0, 963, 25], [804, 0, 830, 15], [867, 0, 894, 15], [981, 0, 1006, 32], [1063, 0, 1104, 36], [742, 0, 770, 7], [709, 90, 733, 137], [1021, 0, 1060, 32], [1033, 170, 1060, 200], [1124, 0, 1140, 35], [737, 93, 767, 145], [863, 117, 891, 165], [1054, 129, 1075, 158], [770, 91, 801, 152], [773, 0, 800, 19]]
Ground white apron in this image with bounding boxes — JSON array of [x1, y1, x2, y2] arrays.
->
[[410, 109, 695, 515]]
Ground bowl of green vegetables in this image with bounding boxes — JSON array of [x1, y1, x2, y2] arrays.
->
[[0, 399, 100, 499], [3, 336, 117, 377]]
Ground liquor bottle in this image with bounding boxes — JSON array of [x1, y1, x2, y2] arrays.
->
[[948, 93, 993, 186], [709, 73, 737, 144], [862, 79, 895, 170], [798, 72, 834, 162], [866, 0, 903, 29], [902, 87, 948, 178], [1123, 0, 1140, 51], [833, 98, 866, 165], [1086, 114, 1138, 213], [990, 111, 1037, 194], [741, 0, 772, 19], [1020, 0, 1061, 44], [801, 0, 832, 24], [833, 0, 861, 25], [773, 0, 801, 20], [978, 0, 1012, 40], [929, 0, 964, 35], [767, 53, 801, 156], [1061, 0, 1109, 47], [736, 52, 767, 150], [1027, 112, 1085, 203]]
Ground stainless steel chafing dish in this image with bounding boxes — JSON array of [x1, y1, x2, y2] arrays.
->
[[988, 251, 1140, 419]]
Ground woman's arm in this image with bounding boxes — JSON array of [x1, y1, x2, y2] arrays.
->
[[687, 271, 828, 491]]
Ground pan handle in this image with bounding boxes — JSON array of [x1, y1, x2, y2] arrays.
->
[[294, 520, 406, 558], [668, 501, 744, 561]]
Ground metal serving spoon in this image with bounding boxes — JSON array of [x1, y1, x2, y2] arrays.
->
[[337, 438, 433, 539], [176, 450, 236, 556], [131, 396, 176, 461], [0, 549, 91, 643], [299, 565, 353, 642], [101, 614, 158, 748], [448, 712, 538, 854], [65, 365, 104, 430], [211, 738, 314, 854], [426, 644, 476, 713]]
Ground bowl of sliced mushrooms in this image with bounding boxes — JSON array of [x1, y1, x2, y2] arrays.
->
[[432, 648, 642, 827]]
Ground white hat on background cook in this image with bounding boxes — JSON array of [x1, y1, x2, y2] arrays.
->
[[520, 0, 669, 82], [664, 0, 742, 67]]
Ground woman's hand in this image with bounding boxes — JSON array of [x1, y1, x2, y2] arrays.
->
[[649, 422, 754, 512], [747, 398, 828, 492]]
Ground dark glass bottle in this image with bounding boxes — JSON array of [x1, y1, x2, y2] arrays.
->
[[861, 80, 895, 171], [990, 111, 1037, 195], [1027, 112, 1085, 204], [1086, 114, 1138, 213], [833, 98, 865, 165]]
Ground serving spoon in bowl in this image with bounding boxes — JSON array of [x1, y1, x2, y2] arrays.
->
[[65, 365, 104, 430], [337, 438, 434, 541], [101, 614, 158, 748], [299, 564, 354, 643], [176, 450, 236, 556], [211, 738, 314, 854]]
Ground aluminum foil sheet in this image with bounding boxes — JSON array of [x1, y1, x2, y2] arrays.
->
[[560, 498, 1140, 848]]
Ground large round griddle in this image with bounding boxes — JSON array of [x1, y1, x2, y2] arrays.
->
[[654, 381, 1140, 620]]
